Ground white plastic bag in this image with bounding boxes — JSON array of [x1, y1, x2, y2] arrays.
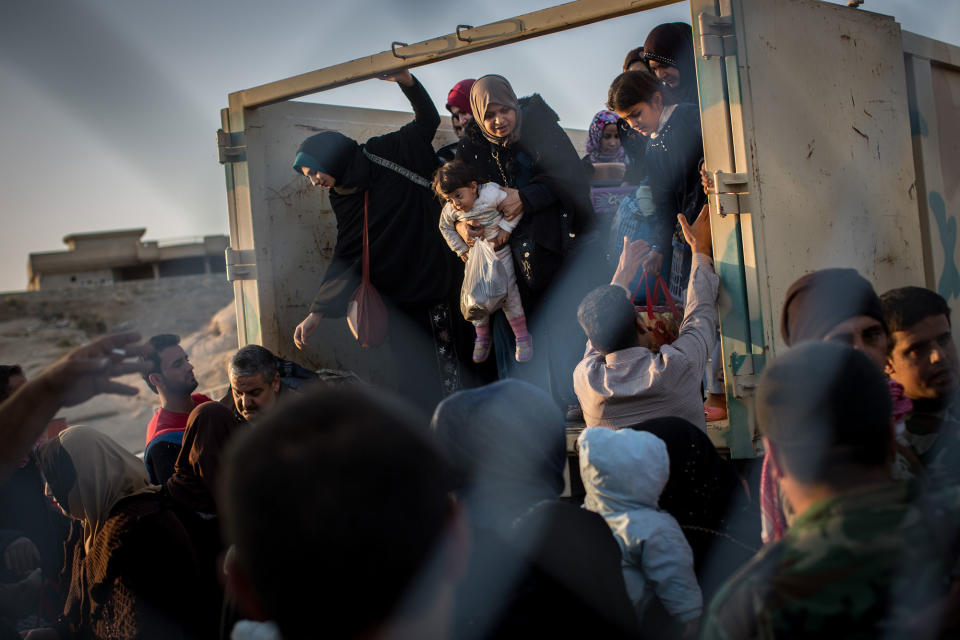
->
[[460, 238, 508, 321]]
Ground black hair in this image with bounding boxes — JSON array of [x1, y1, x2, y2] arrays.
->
[[229, 344, 278, 382], [755, 342, 892, 488], [577, 285, 640, 355], [432, 160, 480, 201], [0, 364, 24, 402], [881, 287, 952, 351], [222, 386, 456, 640], [607, 69, 676, 114], [140, 334, 181, 394]]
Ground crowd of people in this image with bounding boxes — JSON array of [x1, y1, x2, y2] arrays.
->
[[1, 19, 959, 640]]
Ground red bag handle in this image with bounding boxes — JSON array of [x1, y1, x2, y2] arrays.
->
[[362, 191, 371, 284], [632, 273, 681, 319]]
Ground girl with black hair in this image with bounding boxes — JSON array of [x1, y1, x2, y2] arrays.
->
[[607, 70, 706, 295]]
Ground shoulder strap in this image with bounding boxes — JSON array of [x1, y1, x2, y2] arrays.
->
[[362, 192, 371, 284], [362, 148, 431, 189]]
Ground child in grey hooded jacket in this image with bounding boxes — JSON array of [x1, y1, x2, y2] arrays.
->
[[578, 427, 702, 631]]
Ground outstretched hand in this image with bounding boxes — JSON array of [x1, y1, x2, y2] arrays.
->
[[0, 332, 152, 481], [611, 236, 651, 291], [378, 70, 414, 87], [679, 204, 712, 257], [37, 332, 152, 407], [294, 312, 323, 350]]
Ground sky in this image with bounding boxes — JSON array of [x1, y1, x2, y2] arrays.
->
[[0, 0, 957, 293]]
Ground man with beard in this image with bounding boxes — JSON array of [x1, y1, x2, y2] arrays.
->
[[141, 334, 211, 483], [882, 286, 960, 484]]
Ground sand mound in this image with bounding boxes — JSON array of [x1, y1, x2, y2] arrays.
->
[[1, 274, 237, 453]]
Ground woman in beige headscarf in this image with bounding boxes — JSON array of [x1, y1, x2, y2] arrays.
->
[[455, 74, 598, 406], [30, 426, 208, 640]]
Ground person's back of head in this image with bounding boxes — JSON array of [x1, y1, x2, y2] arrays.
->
[[756, 342, 892, 490], [0, 364, 25, 402], [222, 386, 459, 640], [578, 427, 670, 515], [578, 285, 639, 355], [431, 380, 566, 521]]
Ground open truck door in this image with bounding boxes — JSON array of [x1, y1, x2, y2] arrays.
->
[[690, 0, 928, 457], [219, 0, 957, 458]]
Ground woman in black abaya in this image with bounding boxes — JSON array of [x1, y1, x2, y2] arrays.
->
[[291, 71, 468, 411]]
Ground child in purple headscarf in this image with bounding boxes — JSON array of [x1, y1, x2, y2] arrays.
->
[[585, 110, 628, 165]]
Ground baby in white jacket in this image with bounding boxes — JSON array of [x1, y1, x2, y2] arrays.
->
[[578, 426, 702, 631], [433, 160, 531, 364]]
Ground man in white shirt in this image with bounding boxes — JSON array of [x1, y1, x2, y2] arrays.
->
[[574, 204, 718, 430]]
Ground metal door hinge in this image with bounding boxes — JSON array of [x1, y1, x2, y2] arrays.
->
[[732, 374, 757, 399], [217, 129, 246, 164], [225, 248, 257, 282], [709, 171, 749, 217], [699, 13, 736, 59]]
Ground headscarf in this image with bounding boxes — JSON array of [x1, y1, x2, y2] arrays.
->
[[35, 426, 159, 552], [431, 380, 565, 532], [586, 110, 627, 164], [622, 46, 645, 72], [627, 417, 743, 530], [446, 79, 476, 115], [469, 75, 523, 146], [643, 22, 697, 104], [165, 402, 244, 515], [780, 268, 885, 346], [292, 131, 361, 184]]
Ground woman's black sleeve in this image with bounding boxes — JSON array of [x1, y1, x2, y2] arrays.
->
[[397, 76, 441, 144]]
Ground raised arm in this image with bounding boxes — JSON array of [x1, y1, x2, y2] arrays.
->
[[0, 333, 151, 482], [382, 71, 440, 144], [671, 205, 719, 374]]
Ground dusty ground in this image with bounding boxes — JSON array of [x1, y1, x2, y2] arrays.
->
[[0, 274, 237, 453]]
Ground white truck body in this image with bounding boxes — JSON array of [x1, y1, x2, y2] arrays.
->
[[219, 0, 960, 457]]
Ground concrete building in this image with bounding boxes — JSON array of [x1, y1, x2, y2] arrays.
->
[[28, 228, 228, 290]]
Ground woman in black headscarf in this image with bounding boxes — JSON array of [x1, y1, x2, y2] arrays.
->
[[628, 417, 759, 601], [291, 71, 466, 411], [643, 22, 698, 105], [432, 380, 638, 639]]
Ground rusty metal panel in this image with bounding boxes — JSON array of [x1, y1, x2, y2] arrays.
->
[[731, 0, 924, 357]]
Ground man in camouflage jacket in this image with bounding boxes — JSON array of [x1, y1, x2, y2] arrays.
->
[[701, 342, 960, 639]]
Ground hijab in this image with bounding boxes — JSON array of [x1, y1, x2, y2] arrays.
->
[[431, 380, 565, 532], [586, 110, 627, 164], [643, 22, 698, 104], [292, 131, 361, 185], [628, 417, 743, 530], [469, 75, 523, 146], [165, 402, 244, 515], [446, 78, 476, 115], [780, 268, 885, 346], [35, 426, 159, 552]]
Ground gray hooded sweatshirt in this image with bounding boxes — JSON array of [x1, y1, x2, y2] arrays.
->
[[578, 427, 702, 624]]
